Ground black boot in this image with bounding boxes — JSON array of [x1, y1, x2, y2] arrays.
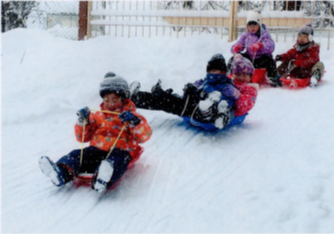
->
[[151, 79, 173, 96]]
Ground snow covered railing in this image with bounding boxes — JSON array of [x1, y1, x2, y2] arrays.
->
[[90, 18, 227, 38], [90, 9, 231, 38], [90, 9, 306, 19], [88, 9, 313, 37], [91, 9, 229, 18], [81, 1, 334, 49], [90, 19, 226, 29]]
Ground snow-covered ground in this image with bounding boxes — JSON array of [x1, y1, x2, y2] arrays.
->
[[2, 28, 334, 233]]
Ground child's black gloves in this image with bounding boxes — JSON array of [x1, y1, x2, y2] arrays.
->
[[275, 55, 282, 61], [77, 106, 90, 126], [197, 89, 208, 100], [118, 111, 141, 127], [183, 83, 198, 96]]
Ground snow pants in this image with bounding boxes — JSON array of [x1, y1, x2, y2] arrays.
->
[[56, 146, 131, 188], [228, 53, 278, 78], [131, 89, 208, 121], [277, 61, 325, 78]]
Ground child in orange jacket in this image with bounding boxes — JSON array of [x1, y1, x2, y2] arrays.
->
[[274, 23, 325, 87], [39, 72, 152, 192]]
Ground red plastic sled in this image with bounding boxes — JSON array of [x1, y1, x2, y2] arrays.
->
[[280, 70, 325, 89], [75, 145, 144, 185], [252, 68, 268, 85], [280, 76, 310, 88]]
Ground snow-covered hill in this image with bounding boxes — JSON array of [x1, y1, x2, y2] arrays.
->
[[2, 28, 334, 233]]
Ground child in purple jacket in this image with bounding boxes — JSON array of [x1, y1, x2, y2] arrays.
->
[[228, 10, 278, 85]]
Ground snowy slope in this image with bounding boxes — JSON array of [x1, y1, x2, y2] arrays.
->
[[2, 28, 334, 233]]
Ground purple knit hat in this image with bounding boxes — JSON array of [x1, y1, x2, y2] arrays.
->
[[231, 54, 254, 75]]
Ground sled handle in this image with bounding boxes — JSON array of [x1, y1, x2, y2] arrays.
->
[[90, 109, 120, 115], [277, 59, 295, 80], [252, 51, 257, 64]]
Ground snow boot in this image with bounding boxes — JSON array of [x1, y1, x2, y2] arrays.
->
[[309, 69, 321, 87], [214, 100, 232, 129], [93, 159, 114, 193], [151, 79, 173, 96], [268, 75, 282, 87], [198, 91, 221, 121], [151, 79, 163, 96], [39, 156, 66, 187], [130, 81, 141, 97]]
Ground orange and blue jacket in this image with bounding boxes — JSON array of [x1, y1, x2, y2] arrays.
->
[[74, 99, 152, 158]]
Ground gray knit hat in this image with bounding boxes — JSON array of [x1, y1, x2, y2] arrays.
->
[[299, 23, 314, 41], [99, 72, 130, 99]]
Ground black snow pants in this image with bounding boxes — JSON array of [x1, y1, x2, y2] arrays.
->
[[131, 88, 212, 122], [56, 146, 131, 188]]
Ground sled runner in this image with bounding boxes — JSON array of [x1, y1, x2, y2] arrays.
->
[[75, 145, 144, 186]]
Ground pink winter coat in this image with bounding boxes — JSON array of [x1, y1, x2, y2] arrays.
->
[[233, 80, 258, 117]]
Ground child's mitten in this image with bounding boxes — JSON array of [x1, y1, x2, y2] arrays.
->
[[275, 55, 282, 61], [233, 44, 243, 53], [118, 111, 141, 127], [251, 42, 263, 52], [76, 107, 90, 126]]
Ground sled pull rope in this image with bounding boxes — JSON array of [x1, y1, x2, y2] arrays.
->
[[252, 51, 257, 64], [79, 118, 87, 166], [91, 109, 120, 115], [105, 124, 126, 159], [278, 59, 295, 79], [180, 94, 190, 117], [79, 109, 124, 167], [189, 104, 202, 127]]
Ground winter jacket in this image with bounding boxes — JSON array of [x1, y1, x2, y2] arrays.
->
[[194, 73, 240, 107], [75, 100, 152, 158], [233, 80, 258, 117], [231, 24, 275, 59], [279, 41, 320, 69]]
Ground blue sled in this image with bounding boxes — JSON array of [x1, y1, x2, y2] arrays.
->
[[182, 114, 248, 131]]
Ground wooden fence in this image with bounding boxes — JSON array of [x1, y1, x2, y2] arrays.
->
[[78, 1, 334, 49]]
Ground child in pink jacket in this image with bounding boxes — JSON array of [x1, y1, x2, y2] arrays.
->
[[230, 54, 258, 117]]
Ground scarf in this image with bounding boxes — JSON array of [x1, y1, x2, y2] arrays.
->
[[296, 42, 312, 52]]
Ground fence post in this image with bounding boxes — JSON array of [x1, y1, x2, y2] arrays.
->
[[87, 1, 93, 39], [228, 1, 238, 42], [78, 1, 88, 40]]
